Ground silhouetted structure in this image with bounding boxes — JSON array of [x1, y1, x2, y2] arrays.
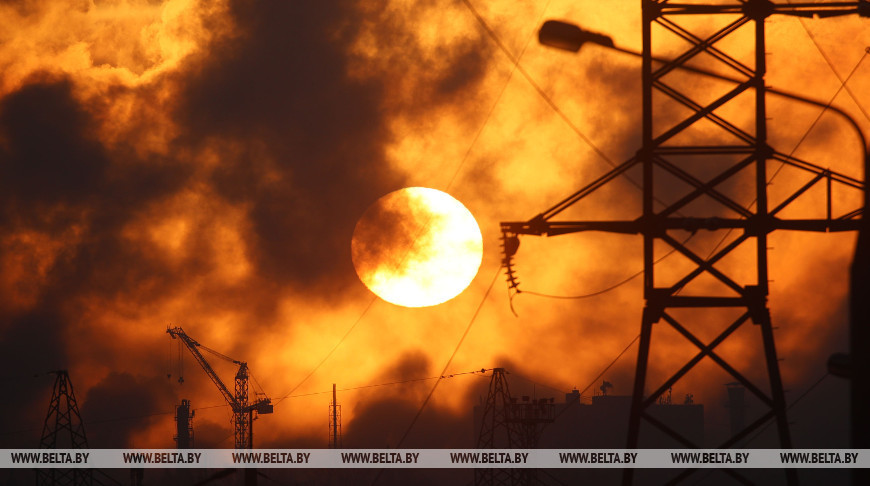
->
[[475, 368, 519, 486], [507, 396, 555, 449], [129, 469, 143, 486], [532, 390, 704, 450], [167, 327, 273, 449], [725, 383, 746, 445], [851, 172, 870, 486], [502, 2, 868, 485], [475, 382, 703, 485], [329, 384, 341, 448], [474, 369, 559, 486], [507, 395, 554, 486], [37, 370, 93, 486], [175, 399, 194, 449]]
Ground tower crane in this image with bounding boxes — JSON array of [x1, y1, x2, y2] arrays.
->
[[167, 326, 273, 449]]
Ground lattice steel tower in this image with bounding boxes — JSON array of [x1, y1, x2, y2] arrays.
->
[[38, 370, 93, 486], [329, 383, 342, 448], [502, 1, 868, 485], [476, 368, 519, 486]]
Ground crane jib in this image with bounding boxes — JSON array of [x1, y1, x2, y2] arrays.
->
[[166, 326, 273, 449]]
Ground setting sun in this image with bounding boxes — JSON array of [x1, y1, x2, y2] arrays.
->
[[351, 187, 483, 307]]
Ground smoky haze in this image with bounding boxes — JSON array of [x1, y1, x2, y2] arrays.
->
[[0, 3, 866, 486]]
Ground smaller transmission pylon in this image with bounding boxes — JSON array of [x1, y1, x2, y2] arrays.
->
[[37, 370, 93, 486], [507, 396, 554, 486], [329, 384, 341, 448], [476, 368, 519, 486]]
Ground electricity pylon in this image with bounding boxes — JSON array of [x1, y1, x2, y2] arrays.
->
[[476, 369, 555, 486], [502, 1, 868, 485], [476, 368, 520, 486], [38, 370, 93, 486]]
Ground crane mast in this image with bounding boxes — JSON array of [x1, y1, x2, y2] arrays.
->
[[167, 326, 273, 449]]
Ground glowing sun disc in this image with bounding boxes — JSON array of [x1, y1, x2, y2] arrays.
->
[[351, 187, 483, 307]]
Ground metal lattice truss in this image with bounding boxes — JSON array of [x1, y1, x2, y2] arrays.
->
[[38, 371, 94, 486], [501, 1, 867, 485], [476, 368, 520, 486]]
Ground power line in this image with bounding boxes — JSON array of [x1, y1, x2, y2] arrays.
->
[[459, 0, 693, 217], [513, 234, 695, 302], [516, 25, 868, 303], [444, 0, 553, 191], [488, 332, 642, 411], [369, 267, 500, 486], [459, 0, 704, 307], [510, 371, 573, 397], [1, 371, 493, 440], [0, 409, 178, 437], [393, 267, 501, 450], [689, 372, 833, 486], [276, 370, 487, 401], [542, 333, 641, 429], [786, 0, 870, 123], [767, 48, 868, 188], [742, 372, 831, 447], [576, 334, 641, 398], [278, 0, 554, 450], [273, 295, 376, 406], [459, 0, 618, 171], [703, 48, 868, 260], [271, 0, 547, 403]]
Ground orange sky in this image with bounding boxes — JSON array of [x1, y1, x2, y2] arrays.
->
[[0, 0, 868, 467]]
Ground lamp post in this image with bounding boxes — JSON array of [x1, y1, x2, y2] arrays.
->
[[502, 3, 868, 485]]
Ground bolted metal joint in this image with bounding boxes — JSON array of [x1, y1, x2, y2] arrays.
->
[[642, 295, 667, 324], [743, 0, 775, 20], [643, 0, 663, 21], [744, 285, 770, 324]]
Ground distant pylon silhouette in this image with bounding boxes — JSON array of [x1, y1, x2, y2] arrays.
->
[[476, 368, 518, 486], [37, 370, 93, 486], [476, 368, 555, 486], [329, 384, 341, 449], [507, 395, 554, 486]]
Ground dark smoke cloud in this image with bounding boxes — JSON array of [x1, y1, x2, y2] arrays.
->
[[176, 0, 406, 291], [0, 76, 190, 306], [0, 0, 500, 453], [351, 191, 454, 281], [0, 77, 108, 213], [352, 200, 418, 278], [81, 372, 176, 448], [0, 77, 184, 447], [343, 350, 477, 449], [0, 316, 68, 449], [180, 418, 231, 449]]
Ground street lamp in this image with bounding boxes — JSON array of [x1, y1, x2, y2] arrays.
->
[[538, 20, 614, 52]]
